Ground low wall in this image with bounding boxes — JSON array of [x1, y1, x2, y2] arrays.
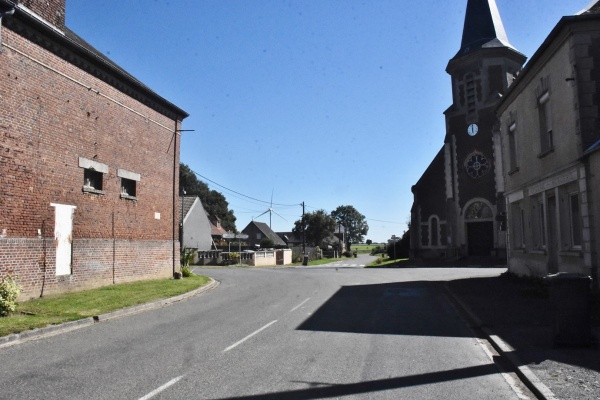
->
[[199, 249, 292, 267]]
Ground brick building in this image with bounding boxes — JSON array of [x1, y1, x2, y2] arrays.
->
[[0, 1, 188, 298]]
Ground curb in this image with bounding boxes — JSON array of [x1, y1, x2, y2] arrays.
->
[[443, 282, 558, 400], [0, 278, 219, 349]]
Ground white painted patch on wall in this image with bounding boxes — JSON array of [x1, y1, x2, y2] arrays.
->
[[50, 203, 76, 276]]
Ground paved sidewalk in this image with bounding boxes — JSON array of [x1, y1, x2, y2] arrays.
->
[[446, 271, 600, 400]]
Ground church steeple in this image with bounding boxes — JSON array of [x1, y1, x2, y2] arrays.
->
[[454, 0, 516, 58]]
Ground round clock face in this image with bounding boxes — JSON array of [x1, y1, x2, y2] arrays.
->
[[467, 123, 478, 136]]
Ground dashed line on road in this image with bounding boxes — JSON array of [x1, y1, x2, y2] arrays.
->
[[290, 298, 310, 312], [223, 320, 278, 352], [138, 375, 184, 400]]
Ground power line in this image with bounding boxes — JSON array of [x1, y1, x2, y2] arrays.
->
[[190, 168, 300, 207], [366, 218, 404, 225], [188, 169, 405, 227]]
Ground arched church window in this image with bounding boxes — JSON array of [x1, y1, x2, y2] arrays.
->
[[465, 201, 493, 220], [464, 151, 489, 178]]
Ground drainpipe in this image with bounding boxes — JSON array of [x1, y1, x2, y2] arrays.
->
[[173, 121, 178, 277]]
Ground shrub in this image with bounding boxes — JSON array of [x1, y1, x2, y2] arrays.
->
[[0, 275, 22, 317], [180, 247, 195, 268], [343, 250, 353, 258], [371, 246, 386, 256], [375, 257, 383, 265], [260, 237, 274, 248], [180, 265, 192, 278], [292, 252, 303, 263]]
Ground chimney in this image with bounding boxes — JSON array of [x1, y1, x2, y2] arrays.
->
[[20, 0, 65, 29]]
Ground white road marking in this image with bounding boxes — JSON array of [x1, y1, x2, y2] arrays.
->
[[223, 320, 278, 352], [138, 375, 184, 400], [476, 338, 531, 399], [290, 298, 310, 312]]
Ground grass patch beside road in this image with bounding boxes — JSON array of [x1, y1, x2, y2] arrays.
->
[[0, 275, 211, 337], [351, 244, 380, 254], [366, 258, 409, 268], [291, 258, 344, 266]]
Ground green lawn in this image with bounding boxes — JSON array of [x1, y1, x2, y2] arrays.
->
[[0, 275, 211, 337], [351, 244, 384, 253], [366, 258, 410, 268]]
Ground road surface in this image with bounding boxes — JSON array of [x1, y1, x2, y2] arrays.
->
[[0, 264, 532, 399]]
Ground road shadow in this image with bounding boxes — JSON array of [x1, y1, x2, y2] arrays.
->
[[447, 275, 600, 373], [296, 281, 472, 338], [211, 362, 501, 400]]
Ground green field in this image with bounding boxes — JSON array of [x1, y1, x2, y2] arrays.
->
[[350, 243, 385, 253]]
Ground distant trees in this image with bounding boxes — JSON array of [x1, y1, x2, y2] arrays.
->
[[331, 205, 369, 250], [366, 239, 372, 245], [293, 210, 336, 247], [179, 163, 237, 232]]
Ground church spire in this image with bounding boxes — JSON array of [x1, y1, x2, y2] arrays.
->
[[455, 0, 516, 58]]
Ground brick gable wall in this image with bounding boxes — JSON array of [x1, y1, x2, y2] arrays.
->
[[1, 24, 182, 298]]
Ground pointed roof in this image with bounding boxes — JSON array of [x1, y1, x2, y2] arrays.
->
[[454, 0, 517, 58], [243, 221, 287, 246], [180, 195, 198, 224]]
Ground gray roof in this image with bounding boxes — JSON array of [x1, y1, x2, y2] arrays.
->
[[454, 0, 518, 58], [245, 221, 286, 246], [180, 196, 198, 224]]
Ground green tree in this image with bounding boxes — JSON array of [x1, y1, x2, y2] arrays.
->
[[331, 205, 369, 250], [366, 239, 373, 245], [260, 237, 275, 248], [179, 163, 237, 232], [293, 210, 336, 247]]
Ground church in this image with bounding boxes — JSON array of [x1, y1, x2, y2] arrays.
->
[[410, 0, 526, 260]]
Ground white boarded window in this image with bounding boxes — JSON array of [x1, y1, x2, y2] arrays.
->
[[51, 203, 76, 275]]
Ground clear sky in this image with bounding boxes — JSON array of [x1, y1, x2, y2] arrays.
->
[[66, 0, 593, 242]]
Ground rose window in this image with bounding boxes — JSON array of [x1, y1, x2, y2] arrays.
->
[[464, 151, 489, 178]]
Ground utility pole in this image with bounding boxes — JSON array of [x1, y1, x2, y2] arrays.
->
[[302, 202, 306, 255]]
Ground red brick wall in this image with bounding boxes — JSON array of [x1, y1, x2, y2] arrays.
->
[[20, 0, 66, 29], [0, 22, 182, 297]]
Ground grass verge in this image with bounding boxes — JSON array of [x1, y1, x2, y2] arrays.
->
[[366, 258, 410, 268], [0, 274, 211, 337], [290, 258, 345, 266]]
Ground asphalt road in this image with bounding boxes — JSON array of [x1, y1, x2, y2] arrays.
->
[[0, 262, 530, 399]]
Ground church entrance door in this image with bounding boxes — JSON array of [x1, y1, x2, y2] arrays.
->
[[467, 221, 494, 256]]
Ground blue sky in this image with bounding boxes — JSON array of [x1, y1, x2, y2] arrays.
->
[[66, 0, 593, 242]]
